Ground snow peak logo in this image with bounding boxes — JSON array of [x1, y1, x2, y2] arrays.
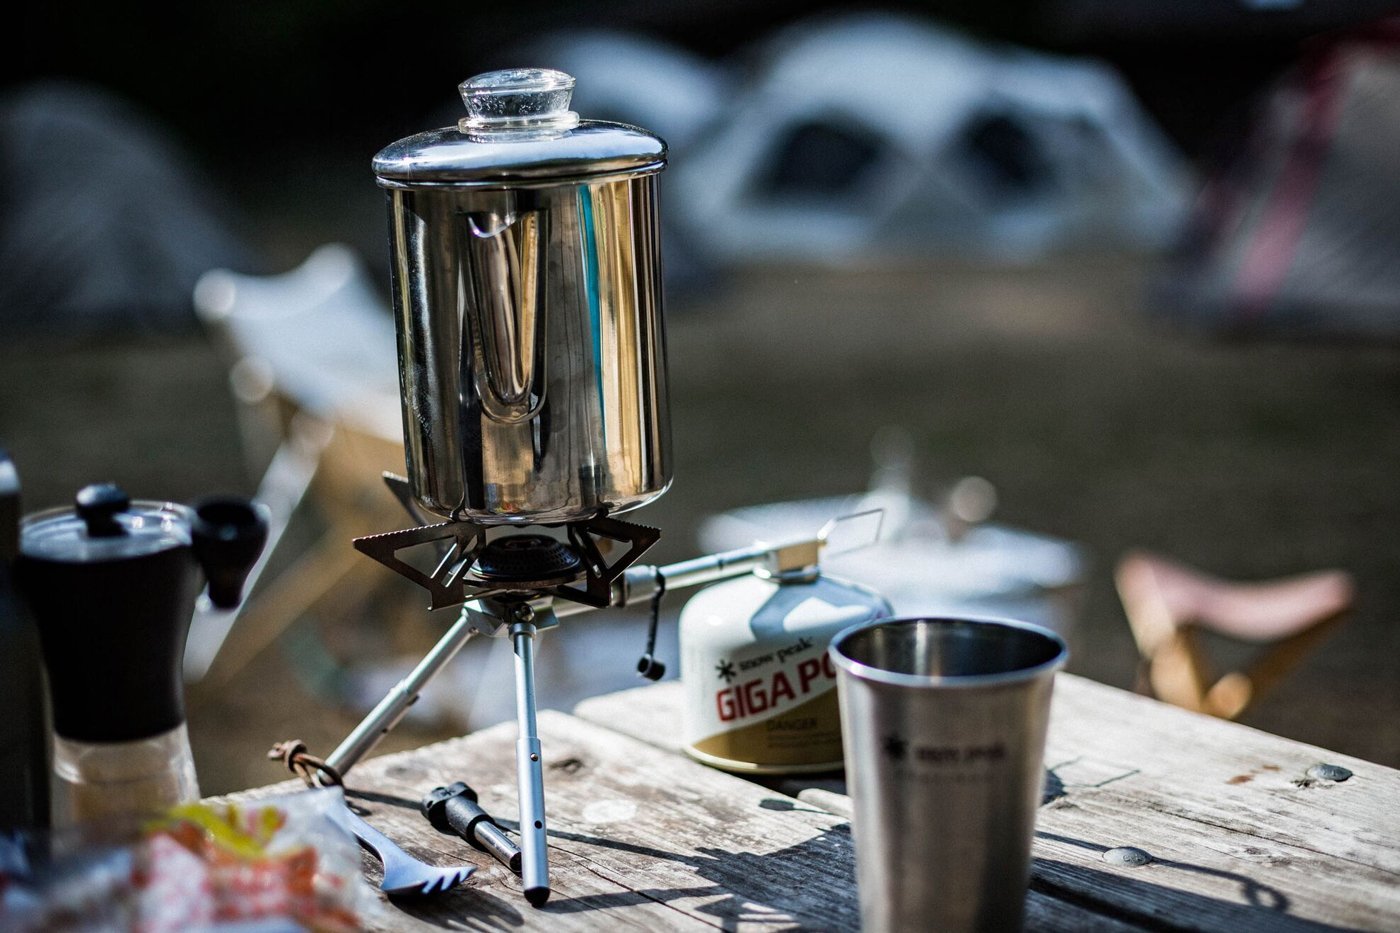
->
[[882, 734, 908, 762], [881, 733, 1008, 766], [716, 636, 817, 682], [713, 638, 833, 722]]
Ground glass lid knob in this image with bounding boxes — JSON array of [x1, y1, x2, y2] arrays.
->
[[458, 68, 580, 137]]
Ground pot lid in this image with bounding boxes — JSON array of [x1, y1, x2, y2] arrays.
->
[[20, 484, 191, 564], [373, 68, 666, 187]]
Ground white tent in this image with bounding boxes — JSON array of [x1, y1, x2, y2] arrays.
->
[[668, 13, 1191, 263]]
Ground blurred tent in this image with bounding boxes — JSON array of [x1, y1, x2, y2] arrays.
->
[[522, 30, 733, 298], [529, 14, 1191, 268], [528, 30, 732, 154], [674, 13, 1191, 263], [1155, 20, 1400, 340], [0, 82, 253, 336]]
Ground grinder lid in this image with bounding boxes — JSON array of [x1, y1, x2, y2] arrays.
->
[[373, 68, 666, 187], [16, 484, 203, 743], [20, 484, 191, 564]]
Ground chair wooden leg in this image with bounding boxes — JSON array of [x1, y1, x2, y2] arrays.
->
[[1117, 551, 1353, 720], [1145, 628, 1216, 714], [1203, 611, 1349, 719], [1202, 672, 1254, 720]]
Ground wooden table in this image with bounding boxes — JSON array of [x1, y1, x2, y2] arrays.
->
[[232, 674, 1400, 931]]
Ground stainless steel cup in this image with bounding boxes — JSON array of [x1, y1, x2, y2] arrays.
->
[[831, 616, 1068, 932]]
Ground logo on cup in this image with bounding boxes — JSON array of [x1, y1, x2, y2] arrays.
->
[[715, 659, 736, 683], [880, 735, 1009, 767], [882, 734, 908, 761]]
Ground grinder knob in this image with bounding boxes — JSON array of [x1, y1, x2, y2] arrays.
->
[[75, 484, 129, 537]]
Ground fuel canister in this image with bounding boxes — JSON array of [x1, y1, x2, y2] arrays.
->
[[680, 539, 891, 774]]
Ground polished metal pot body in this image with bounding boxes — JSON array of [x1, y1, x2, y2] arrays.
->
[[383, 171, 671, 524]]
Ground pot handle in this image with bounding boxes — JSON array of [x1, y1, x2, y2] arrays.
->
[[462, 207, 548, 425]]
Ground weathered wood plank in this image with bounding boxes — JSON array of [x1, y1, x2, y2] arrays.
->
[[1033, 680, 1400, 932], [227, 710, 1136, 931], [574, 676, 1400, 931], [230, 711, 858, 931]]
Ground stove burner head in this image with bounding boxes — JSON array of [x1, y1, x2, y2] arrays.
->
[[472, 535, 584, 588]]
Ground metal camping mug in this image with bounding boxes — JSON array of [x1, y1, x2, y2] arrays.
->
[[830, 616, 1068, 932]]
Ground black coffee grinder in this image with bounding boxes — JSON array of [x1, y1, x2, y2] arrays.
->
[[12, 482, 266, 825]]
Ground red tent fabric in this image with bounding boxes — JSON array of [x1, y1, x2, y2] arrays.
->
[[1157, 20, 1400, 339]]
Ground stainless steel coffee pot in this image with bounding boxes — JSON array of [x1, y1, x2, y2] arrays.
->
[[373, 68, 672, 525]]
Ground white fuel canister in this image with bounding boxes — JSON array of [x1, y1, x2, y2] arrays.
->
[[680, 559, 891, 774]]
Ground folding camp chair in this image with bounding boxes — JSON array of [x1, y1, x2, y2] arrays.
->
[[1115, 550, 1353, 719], [186, 244, 407, 685]]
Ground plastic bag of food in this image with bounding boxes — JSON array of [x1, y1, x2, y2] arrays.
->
[[0, 787, 376, 932]]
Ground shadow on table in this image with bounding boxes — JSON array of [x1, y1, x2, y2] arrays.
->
[[535, 820, 856, 928], [385, 885, 528, 931], [349, 785, 1345, 931], [366, 788, 853, 930], [1034, 831, 1351, 932]]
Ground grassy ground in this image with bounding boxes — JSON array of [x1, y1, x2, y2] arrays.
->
[[4, 252, 1398, 794]]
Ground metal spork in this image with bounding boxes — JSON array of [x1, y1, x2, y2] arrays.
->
[[336, 803, 476, 896]]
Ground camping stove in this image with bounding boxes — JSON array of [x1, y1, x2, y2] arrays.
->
[[326, 493, 662, 905], [301, 67, 848, 905], [312, 478, 819, 906], [351, 482, 662, 614]]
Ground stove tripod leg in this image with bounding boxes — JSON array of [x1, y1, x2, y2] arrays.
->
[[320, 609, 481, 785], [511, 619, 550, 906]]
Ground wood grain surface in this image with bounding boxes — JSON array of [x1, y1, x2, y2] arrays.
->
[[229, 707, 1130, 930], [575, 675, 1400, 931]]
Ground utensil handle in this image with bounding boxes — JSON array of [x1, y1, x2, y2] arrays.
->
[[337, 803, 401, 863]]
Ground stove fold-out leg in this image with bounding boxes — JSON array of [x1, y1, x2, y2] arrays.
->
[[320, 608, 482, 785], [511, 617, 550, 906]]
